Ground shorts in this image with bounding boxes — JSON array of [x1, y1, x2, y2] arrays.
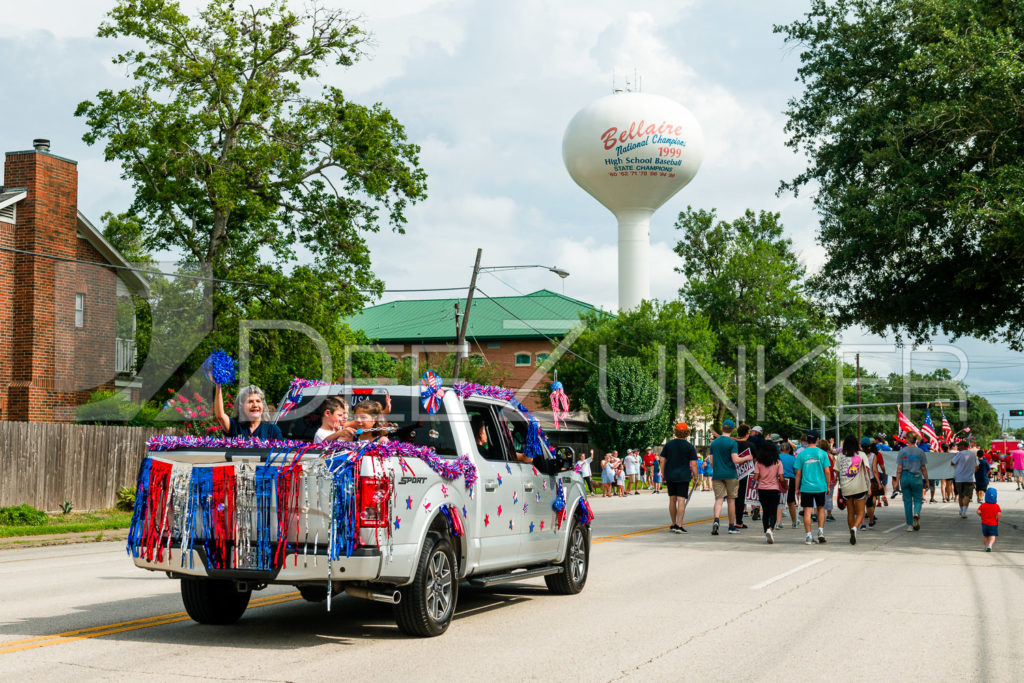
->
[[880, 474, 889, 485], [982, 524, 999, 537], [1015, 469, 1024, 477], [666, 481, 691, 498], [786, 478, 796, 504], [954, 482, 975, 499], [653, 473, 662, 483], [712, 478, 739, 499], [801, 491, 826, 508], [843, 491, 867, 501], [626, 473, 638, 481]]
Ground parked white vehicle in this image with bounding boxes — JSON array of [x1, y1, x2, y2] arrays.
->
[[128, 382, 591, 636]]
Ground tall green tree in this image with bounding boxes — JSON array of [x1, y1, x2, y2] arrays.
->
[[674, 207, 839, 434], [578, 355, 672, 454], [776, 0, 1024, 348], [77, 0, 427, 393], [553, 300, 721, 432]]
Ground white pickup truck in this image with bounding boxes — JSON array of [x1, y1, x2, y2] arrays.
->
[[128, 382, 591, 636]]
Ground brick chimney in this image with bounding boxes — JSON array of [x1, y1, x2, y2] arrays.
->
[[2, 140, 80, 421]]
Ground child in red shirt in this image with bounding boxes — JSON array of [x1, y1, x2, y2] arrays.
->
[[976, 488, 1001, 552]]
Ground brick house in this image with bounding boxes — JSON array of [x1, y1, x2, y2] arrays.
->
[[346, 289, 598, 411], [0, 139, 148, 422]]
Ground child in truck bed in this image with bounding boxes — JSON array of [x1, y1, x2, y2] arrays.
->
[[313, 396, 354, 443]]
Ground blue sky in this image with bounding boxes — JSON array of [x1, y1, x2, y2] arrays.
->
[[2, 0, 1023, 426]]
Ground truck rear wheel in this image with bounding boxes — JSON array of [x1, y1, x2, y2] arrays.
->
[[180, 578, 251, 624], [394, 533, 458, 637], [545, 517, 589, 594], [299, 585, 329, 603]]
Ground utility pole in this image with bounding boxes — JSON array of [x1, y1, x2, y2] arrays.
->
[[856, 353, 862, 440], [452, 248, 482, 383]]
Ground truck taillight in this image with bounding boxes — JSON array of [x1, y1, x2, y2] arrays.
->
[[359, 476, 390, 528]]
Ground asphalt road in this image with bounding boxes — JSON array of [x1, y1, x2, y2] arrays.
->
[[2, 483, 1022, 681]]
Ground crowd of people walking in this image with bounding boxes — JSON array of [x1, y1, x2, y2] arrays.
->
[[578, 421, 1009, 551]]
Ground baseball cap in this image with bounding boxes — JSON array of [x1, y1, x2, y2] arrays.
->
[[751, 426, 763, 434], [723, 419, 736, 429], [861, 436, 872, 447], [807, 430, 819, 441]]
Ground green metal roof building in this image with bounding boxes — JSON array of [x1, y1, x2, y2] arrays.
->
[[346, 289, 598, 343]]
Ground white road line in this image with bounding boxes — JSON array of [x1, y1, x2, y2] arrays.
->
[[883, 522, 908, 533], [750, 558, 824, 590]]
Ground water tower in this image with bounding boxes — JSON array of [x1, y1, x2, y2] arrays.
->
[[563, 92, 704, 310]]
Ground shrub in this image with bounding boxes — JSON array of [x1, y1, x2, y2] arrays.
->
[[116, 486, 137, 512], [0, 504, 48, 526]]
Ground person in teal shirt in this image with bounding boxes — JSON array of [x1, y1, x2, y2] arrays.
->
[[795, 436, 833, 545], [709, 420, 751, 535]]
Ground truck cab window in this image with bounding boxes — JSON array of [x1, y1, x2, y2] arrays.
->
[[466, 405, 507, 462]]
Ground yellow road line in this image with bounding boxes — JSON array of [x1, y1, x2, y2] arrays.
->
[[0, 593, 300, 655], [592, 516, 713, 544]]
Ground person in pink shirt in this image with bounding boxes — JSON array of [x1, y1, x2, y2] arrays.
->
[[1011, 445, 1024, 490]]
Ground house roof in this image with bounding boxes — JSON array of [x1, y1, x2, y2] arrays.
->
[[0, 188, 27, 210], [346, 289, 598, 342], [76, 211, 149, 295]]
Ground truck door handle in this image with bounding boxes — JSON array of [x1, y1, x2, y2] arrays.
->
[[524, 483, 534, 492], [484, 480, 497, 491]]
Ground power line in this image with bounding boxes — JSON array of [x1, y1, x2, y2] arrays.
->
[[0, 244, 471, 294]]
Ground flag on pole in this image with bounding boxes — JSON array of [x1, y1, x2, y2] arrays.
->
[[941, 410, 953, 445], [921, 408, 940, 450], [897, 406, 921, 437]]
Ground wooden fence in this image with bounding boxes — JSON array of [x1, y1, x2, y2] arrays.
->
[[0, 422, 173, 512]]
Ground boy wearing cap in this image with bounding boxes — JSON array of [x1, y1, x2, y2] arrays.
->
[[709, 419, 752, 535], [659, 423, 699, 533]]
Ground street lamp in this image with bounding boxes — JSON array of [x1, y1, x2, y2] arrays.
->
[[452, 251, 571, 382], [479, 264, 571, 279]]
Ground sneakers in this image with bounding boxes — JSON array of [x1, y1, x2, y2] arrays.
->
[[913, 515, 920, 531], [712, 520, 720, 535], [850, 528, 857, 545], [735, 523, 748, 529], [792, 522, 798, 528], [859, 524, 867, 530], [960, 512, 967, 519], [751, 510, 761, 521], [728, 526, 740, 534], [986, 546, 992, 552], [765, 529, 774, 544], [817, 530, 827, 544], [679, 526, 688, 533], [906, 524, 914, 532], [775, 523, 784, 530], [882, 497, 889, 506], [669, 525, 682, 534], [805, 534, 815, 545]]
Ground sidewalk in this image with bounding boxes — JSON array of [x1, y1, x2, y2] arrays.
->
[[0, 528, 128, 551]]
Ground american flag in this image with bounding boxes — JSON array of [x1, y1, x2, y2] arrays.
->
[[921, 408, 940, 450], [897, 406, 921, 437], [940, 410, 953, 444]]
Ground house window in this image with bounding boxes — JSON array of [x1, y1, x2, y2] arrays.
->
[[487, 342, 501, 349], [74, 293, 85, 328], [469, 354, 485, 366], [535, 353, 549, 366], [514, 353, 531, 367]]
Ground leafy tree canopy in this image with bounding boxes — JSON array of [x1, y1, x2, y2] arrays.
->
[[777, 0, 1024, 348], [674, 207, 839, 434], [80, 0, 427, 398]]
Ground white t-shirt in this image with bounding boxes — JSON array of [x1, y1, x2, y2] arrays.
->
[[578, 456, 593, 478], [314, 427, 332, 443], [623, 454, 639, 475]]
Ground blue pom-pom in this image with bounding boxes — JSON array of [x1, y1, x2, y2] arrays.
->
[[202, 350, 237, 385]]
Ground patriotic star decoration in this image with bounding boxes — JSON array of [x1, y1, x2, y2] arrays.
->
[[405, 496, 413, 510], [497, 474, 503, 486], [513, 491, 519, 504], [462, 506, 468, 518], [509, 520, 514, 531], [441, 485, 449, 498], [536, 492, 541, 502], [424, 502, 431, 512], [506, 463, 512, 474], [540, 520, 545, 530], [522, 503, 529, 514], [497, 505, 503, 516], [484, 514, 490, 526], [394, 517, 401, 530], [529, 522, 535, 533]]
